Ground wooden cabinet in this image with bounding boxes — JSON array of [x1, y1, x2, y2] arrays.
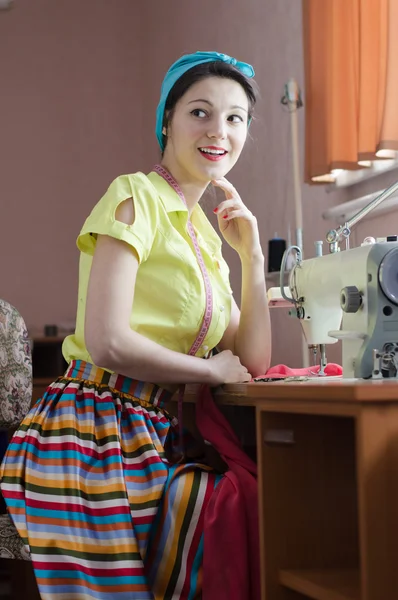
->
[[251, 382, 398, 600]]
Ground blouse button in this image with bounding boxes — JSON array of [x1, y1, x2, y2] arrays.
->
[[219, 305, 225, 312], [202, 345, 209, 351]]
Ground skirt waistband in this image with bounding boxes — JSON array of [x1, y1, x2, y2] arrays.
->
[[64, 360, 174, 408]]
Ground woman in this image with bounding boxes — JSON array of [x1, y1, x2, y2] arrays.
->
[[1, 51, 271, 600]]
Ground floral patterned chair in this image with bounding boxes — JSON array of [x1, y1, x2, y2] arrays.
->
[[0, 299, 32, 560]]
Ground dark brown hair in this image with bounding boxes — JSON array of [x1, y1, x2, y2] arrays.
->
[[162, 61, 257, 151]]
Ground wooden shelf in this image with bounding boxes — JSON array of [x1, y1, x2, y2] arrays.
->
[[279, 569, 360, 600], [31, 336, 65, 344], [33, 378, 54, 386]]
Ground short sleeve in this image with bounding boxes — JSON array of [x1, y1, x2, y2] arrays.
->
[[77, 173, 160, 264]]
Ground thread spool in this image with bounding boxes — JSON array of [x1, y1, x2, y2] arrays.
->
[[268, 234, 286, 273]]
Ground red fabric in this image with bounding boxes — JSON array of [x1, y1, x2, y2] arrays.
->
[[255, 362, 343, 380], [195, 385, 260, 600]]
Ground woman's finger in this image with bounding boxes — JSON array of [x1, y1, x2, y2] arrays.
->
[[212, 178, 239, 199], [213, 199, 242, 215], [221, 208, 250, 221]]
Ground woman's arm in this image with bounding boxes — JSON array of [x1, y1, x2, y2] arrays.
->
[[211, 178, 271, 377], [236, 252, 271, 376], [85, 199, 250, 385], [218, 253, 271, 377]]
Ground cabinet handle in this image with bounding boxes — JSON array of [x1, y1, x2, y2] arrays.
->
[[264, 429, 295, 445]]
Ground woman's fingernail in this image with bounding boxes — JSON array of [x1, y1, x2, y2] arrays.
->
[[223, 215, 228, 219], [213, 208, 218, 213]]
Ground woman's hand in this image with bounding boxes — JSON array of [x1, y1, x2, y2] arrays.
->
[[212, 178, 262, 261], [207, 350, 251, 385]]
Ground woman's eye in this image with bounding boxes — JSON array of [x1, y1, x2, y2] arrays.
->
[[191, 109, 207, 118], [228, 114, 244, 123]]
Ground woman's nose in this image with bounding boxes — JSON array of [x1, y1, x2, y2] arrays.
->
[[207, 117, 227, 140]]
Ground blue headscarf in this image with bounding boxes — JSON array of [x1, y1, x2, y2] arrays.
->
[[155, 51, 255, 151]]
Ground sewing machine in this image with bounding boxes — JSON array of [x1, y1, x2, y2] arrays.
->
[[268, 180, 398, 379]]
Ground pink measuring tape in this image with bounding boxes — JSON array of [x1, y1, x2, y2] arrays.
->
[[154, 164, 213, 454]]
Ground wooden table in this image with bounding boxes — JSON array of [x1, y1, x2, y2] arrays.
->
[[184, 379, 398, 600]]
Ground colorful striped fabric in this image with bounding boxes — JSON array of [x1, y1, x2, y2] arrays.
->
[[0, 360, 222, 599]]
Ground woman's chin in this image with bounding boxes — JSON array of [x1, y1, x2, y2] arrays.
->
[[197, 161, 230, 182]]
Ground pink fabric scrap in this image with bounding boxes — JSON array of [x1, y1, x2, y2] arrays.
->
[[254, 362, 343, 380]]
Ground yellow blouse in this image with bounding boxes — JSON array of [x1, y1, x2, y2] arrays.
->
[[62, 171, 233, 366]]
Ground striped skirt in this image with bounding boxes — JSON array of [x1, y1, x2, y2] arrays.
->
[[0, 360, 222, 600]]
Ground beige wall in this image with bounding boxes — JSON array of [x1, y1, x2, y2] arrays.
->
[[1, 0, 398, 367]]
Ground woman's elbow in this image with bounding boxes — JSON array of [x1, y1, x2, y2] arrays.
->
[[249, 364, 268, 379], [247, 353, 271, 378], [85, 326, 120, 370]]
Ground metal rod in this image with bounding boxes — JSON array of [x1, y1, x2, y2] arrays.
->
[[327, 180, 398, 250], [345, 180, 398, 231], [286, 79, 308, 367], [319, 344, 327, 376], [286, 80, 304, 256]]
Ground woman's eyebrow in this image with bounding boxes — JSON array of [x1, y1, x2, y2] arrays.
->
[[187, 99, 248, 112]]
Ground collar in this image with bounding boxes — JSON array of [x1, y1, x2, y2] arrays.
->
[[147, 171, 188, 213]]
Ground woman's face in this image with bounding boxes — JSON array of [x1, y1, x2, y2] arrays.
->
[[162, 76, 249, 184]]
